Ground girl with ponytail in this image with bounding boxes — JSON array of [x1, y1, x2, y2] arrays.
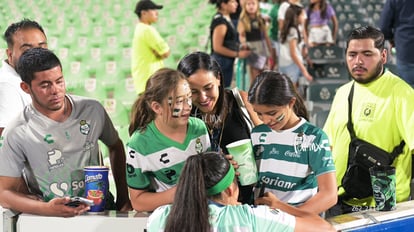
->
[[147, 151, 335, 231], [247, 70, 337, 215]]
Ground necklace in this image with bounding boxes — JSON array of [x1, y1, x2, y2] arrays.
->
[[205, 113, 226, 153], [195, 107, 227, 152]]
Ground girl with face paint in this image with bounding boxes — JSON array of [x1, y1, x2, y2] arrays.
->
[[247, 70, 337, 216], [126, 68, 210, 212]]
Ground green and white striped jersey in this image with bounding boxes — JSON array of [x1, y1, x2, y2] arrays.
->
[[251, 118, 335, 205], [126, 117, 210, 192]]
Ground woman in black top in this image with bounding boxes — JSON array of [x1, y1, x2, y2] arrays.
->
[[178, 51, 261, 204], [209, 0, 250, 88]]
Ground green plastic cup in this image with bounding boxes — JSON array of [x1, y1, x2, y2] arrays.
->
[[226, 139, 258, 186]]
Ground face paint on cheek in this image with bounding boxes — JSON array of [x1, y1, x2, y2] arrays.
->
[[276, 113, 285, 122], [168, 97, 173, 106], [172, 107, 182, 118], [186, 95, 192, 109]]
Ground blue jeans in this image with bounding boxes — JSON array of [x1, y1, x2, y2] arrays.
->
[[397, 59, 414, 88], [279, 63, 301, 84], [212, 53, 235, 88]]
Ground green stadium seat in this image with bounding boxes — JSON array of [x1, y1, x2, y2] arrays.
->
[[309, 63, 349, 80], [308, 45, 345, 64]]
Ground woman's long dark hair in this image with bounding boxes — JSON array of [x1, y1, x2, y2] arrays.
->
[[208, 0, 231, 9], [177, 51, 229, 123], [308, 0, 328, 19], [164, 152, 232, 232], [248, 70, 309, 120], [280, 4, 303, 44], [128, 68, 187, 135]]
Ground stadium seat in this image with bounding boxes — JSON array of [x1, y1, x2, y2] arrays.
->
[[309, 63, 349, 80], [308, 45, 345, 64]]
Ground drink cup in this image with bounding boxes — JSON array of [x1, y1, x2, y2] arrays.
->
[[84, 166, 109, 213], [369, 165, 396, 211], [226, 139, 258, 186]]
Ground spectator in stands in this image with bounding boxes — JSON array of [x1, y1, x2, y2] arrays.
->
[[268, 0, 286, 70], [230, 0, 242, 28], [279, 4, 313, 87], [177, 51, 261, 204], [278, 0, 308, 44], [380, 0, 414, 88], [126, 68, 210, 212], [305, 0, 338, 47], [0, 48, 131, 217], [248, 70, 337, 215], [147, 151, 335, 232], [323, 26, 414, 217], [209, 0, 250, 88], [0, 19, 47, 136], [131, 0, 170, 94], [238, 0, 276, 84]]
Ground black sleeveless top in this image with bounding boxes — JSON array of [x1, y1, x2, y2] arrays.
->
[[210, 12, 239, 52]]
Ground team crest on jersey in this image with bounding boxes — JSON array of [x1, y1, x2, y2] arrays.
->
[[79, 120, 90, 135], [360, 103, 376, 121], [195, 138, 203, 153]]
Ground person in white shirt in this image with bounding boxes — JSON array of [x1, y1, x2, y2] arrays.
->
[[0, 19, 48, 136]]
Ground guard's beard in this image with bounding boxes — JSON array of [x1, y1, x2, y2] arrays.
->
[[351, 61, 384, 84]]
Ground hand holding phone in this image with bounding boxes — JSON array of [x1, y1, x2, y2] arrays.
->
[[65, 196, 94, 207], [254, 182, 266, 200], [258, 182, 266, 198]]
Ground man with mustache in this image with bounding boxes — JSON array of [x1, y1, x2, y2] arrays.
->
[[323, 26, 414, 217]]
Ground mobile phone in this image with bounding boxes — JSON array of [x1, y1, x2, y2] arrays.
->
[[65, 196, 94, 207], [255, 182, 266, 199], [258, 182, 266, 198]]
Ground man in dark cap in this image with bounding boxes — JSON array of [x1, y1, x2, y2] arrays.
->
[[131, 0, 170, 94]]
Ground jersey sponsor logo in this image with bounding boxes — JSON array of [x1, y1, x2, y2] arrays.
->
[[269, 208, 280, 215], [284, 150, 300, 158], [44, 134, 54, 144], [83, 141, 95, 153], [159, 153, 170, 164], [79, 120, 90, 135], [126, 163, 138, 179], [260, 175, 297, 190], [126, 163, 135, 175], [50, 182, 69, 197], [164, 169, 177, 181], [268, 147, 279, 155], [259, 133, 266, 143], [294, 136, 330, 153], [128, 149, 136, 159], [48, 149, 64, 170]]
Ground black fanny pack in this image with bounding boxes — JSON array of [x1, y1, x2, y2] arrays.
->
[[340, 83, 405, 199], [342, 138, 404, 199]]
